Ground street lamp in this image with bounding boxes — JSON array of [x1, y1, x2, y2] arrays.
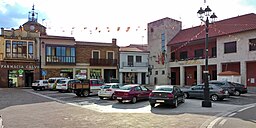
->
[[197, 6, 217, 107]]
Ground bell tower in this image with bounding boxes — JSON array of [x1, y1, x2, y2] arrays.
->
[[28, 4, 38, 22]]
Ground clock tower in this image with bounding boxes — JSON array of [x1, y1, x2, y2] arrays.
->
[[22, 4, 46, 35]]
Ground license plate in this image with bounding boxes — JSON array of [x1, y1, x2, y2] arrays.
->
[[117, 97, 122, 100], [156, 100, 164, 103]]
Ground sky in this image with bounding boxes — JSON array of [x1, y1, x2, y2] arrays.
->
[[1, 0, 256, 46]]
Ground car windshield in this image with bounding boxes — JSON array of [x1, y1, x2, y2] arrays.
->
[[120, 85, 133, 90], [48, 79, 55, 83], [33, 80, 40, 83], [58, 80, 67, 84], [155, 87, 173, 91], [102, 85, 111, 89]]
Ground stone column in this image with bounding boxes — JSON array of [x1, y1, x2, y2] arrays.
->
[[180, 66, 185, 86], [119, 72, 123, 84], [217, 63, 222, 74], [138, 73, 142, 84], [240, 61, 246, 85], [197, 65, 202, 84]]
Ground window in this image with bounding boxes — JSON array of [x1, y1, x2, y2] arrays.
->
[[5, 40, 11, 58], [194, 49, 203, 58], [92, 51, 100, 59], [212, 47, 216, 57], [224, 41, 236, 53], [155, 71, 158, 75], [107, 51, 114, 59], [180, 51, 188, 60], [46, 45, 76, 63], [162, 70, 165, 75], [171, 52, 175, 61], [249, 38, 256, 51], [136, 56, 142, 63], [161, 32, 165, 53], [141, 86, 148, 91], [28, 42, 33, 58], [134, 86, 142, 91]]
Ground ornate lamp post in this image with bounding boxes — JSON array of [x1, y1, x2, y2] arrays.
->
[[197, 6, 217, 107]]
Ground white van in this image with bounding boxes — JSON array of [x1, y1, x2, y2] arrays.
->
[[48, 77, 68, 90]]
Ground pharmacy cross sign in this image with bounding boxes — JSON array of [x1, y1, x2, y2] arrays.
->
[[18, 69, 24, 75]]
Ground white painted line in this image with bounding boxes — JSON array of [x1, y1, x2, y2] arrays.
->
[[218, 119, 227, 126], [237, 105, 255, 112], [207, 117, 222, 128], [228, 113, 237, 117]]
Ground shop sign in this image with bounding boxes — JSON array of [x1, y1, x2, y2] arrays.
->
[[0, 64, 39, 69]]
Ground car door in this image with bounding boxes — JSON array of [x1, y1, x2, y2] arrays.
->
[[140, 86, 150, 100], [189, 85, 203, 98], [175, 87, 183, 101], [133, 86, 143, 100]]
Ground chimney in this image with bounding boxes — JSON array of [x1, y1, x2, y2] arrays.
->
[[0, 28, 4, 35], [112, 38, 117, 46]]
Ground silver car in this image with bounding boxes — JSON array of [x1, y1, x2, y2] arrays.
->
[[181, 84, 229, 101]]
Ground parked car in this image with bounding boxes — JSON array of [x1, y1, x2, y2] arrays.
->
[[208, 80, 236, 95], [32, 80, 48, 90], [149, 85, 185, 108], [181, 84, 229, 101], [229, 82, 248, 96], [98, 83, 124, 99], [114, 84, 152, 103], [56, 79, 81, 92], [48, 77, 68, 90]]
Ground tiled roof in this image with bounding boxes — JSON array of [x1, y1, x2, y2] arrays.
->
[[168, 13, 256, 45], [76, 41, 118, 47], [40, 35, 75, 40], [119, 44, 149, 52]]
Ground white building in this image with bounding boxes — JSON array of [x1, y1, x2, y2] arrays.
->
[[119, 44, 149, 85]]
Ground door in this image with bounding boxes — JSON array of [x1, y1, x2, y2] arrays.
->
[[141, 73, 146, 84], [25, 71, 34, 87], [171, 72, 176, 85]]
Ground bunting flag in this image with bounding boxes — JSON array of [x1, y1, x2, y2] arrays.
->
[[117, 27, 120, 31], [126, 27, 130, 32]]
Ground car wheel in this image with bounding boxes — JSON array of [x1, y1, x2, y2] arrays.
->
[[234, 90, 241, 96], [184, 93, 189, 99], [76, 92, 81, 97], [99, 96, 104, 100], [33, 88, 37, 91], [82, 90, 89, 97], [150, 103, 155, 107], [181, 95, 185, 103], [131, 97, 137, 104], [172, 99, 178, 108], [111, 94, 115, 100], [41, 87, 45, 91], [117, 99, 123, 103], [211, 94, 218, 101]]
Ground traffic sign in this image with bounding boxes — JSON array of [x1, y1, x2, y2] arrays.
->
[[42, 70, 47, 76]]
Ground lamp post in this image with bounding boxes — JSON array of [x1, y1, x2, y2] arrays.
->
[[197, 6, 217, 107]]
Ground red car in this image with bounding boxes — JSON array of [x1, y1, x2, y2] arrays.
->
[[114, 84, 152, 103]]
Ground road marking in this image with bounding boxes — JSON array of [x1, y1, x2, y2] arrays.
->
[[218, 119, 227, 126], [207, 117, 222, 128], [237, 105, 255, 112], [228, 113, 236, 117]]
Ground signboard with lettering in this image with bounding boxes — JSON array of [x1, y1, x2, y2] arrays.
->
[[0, 64, 39, 69]]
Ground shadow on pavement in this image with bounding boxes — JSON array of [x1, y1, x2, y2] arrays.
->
[[111, 100, 149, 109]]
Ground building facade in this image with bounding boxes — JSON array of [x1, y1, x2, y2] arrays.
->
[[147, 18, 181, 85], [119, 44, 149, 84], [0, 6, 46, 87], [167, 13, 256, 86]]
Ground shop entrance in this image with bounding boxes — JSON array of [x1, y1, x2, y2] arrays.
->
[[8, 70, 18, 88], [60, 69, 73, 79], [104, 69, 116, 83], [25, 70, 34, 87]]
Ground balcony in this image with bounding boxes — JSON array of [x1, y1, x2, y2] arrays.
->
[[170, 55, 217, 62], [46, 55, 76, 65], [90, 58, 117, 66], [121, 62, 148, 68]]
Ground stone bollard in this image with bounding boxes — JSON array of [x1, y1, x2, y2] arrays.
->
[[0, 115, 3, 128]]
